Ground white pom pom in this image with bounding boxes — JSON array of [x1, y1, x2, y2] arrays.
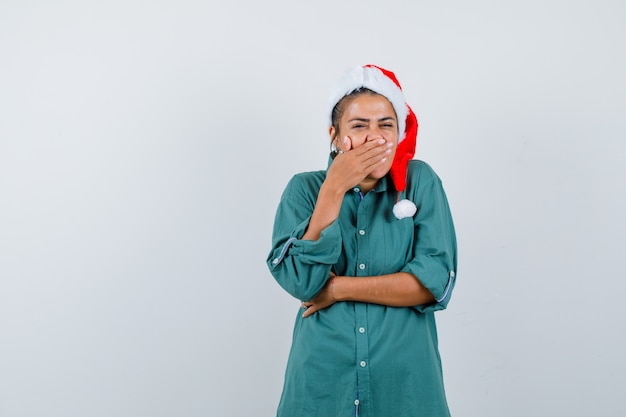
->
[[393, 199, 417, 219]]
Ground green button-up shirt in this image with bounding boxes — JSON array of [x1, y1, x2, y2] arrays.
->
[[267, 160, 457, 417]]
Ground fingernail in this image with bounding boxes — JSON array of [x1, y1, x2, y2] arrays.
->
[[381, 157, 387, 163], [378, 139, 385, 145]]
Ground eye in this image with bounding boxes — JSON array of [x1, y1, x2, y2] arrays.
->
[[381, 123, 395, 128], [352, 124, 367, 129]]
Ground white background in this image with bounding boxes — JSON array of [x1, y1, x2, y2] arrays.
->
[[1, 1, 625, 416]]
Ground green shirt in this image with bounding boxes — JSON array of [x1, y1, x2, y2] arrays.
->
[[267, 160, 458, 417]]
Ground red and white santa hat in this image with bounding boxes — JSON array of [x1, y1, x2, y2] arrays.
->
[[327, 64, 419, 219]]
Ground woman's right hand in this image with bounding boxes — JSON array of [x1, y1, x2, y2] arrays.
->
[[325, 136, 393, 193], [302, 136, 391, 241]]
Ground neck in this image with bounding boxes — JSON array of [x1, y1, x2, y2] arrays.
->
[[359, 178, 378, 194]]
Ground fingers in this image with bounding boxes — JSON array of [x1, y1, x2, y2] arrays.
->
[[363, 138, 393, 155], [301, 279, 335, 318], [333, 136, 352, 153], [343, 136, 353, 151], [334, 136, 391, 165], [302, 306, 316, 318], [351, 139, 392, 163], [354, 140, 393, 171], [301, 302, 317, 318], [327, 137, 392, 192]]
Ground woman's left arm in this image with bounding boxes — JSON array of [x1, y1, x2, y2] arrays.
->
[[301, 272, 434, 318]]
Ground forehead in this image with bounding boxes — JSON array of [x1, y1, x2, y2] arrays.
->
[[341, 94, 396, 120]]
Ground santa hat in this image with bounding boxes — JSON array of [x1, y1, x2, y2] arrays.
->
[[327, 64, 419, 219]]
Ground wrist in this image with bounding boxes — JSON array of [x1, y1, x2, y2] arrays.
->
[[330, 276, 345, 301], [320, 178, 348, 199]]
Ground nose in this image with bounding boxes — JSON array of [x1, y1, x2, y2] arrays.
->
[[366, 131, 385, 142], [365, 125, 386, 141]]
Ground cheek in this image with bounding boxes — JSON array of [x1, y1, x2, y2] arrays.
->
[[351, 136, 368, 148], [337, 129, 367, 148]]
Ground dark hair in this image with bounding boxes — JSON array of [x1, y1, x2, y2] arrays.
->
[[330, 88, 379, 140]]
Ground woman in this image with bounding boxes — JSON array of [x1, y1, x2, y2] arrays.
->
[[267, 64, 457, 417]]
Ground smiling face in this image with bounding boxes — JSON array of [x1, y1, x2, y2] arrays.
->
[[329, 91, 399, 182]]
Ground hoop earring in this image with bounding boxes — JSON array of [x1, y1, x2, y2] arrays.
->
[[330, 140, 345, 159], [330, 142, 338, 159]]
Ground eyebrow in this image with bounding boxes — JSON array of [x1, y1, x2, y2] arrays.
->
[[347, 117, 396, 123]]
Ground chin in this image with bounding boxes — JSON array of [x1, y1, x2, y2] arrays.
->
[[369, 167, 392, 181]]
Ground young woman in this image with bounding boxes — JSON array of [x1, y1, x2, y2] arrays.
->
[[267, 64, 458, 417]]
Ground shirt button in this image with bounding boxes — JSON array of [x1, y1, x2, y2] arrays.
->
[[353, 187, 360, 193], [359, 263, 366, 270], [359, 327, 365, 333], [354, 399, 360, 406], [358, 230, 365, 236], [360, 361, 367, 367]]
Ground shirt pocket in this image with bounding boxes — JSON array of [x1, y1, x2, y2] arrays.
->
[[382, 216, 415, 271]]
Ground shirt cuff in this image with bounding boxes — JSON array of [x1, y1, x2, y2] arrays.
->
[[269, 218, 342, 268], [402, 264, 456, 313]]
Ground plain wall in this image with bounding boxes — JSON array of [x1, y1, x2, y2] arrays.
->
[[1, 1, 625, 416]]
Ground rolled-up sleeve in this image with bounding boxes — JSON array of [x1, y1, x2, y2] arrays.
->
[[401, 166, 458, 313], [267, 175, 342, 301]]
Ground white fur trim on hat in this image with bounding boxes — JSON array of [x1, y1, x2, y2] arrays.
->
[[327, 65, 409, 142]]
